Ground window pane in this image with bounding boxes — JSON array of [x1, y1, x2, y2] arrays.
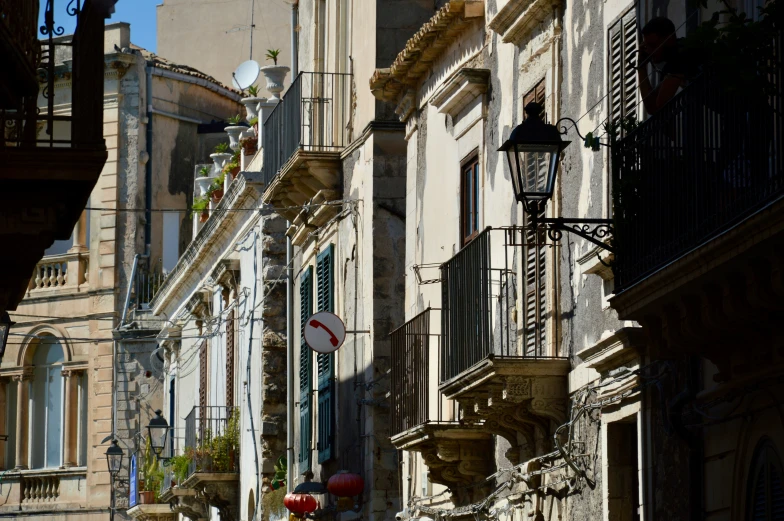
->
[[6, 381, 17, 469], [31, 367, 47, 468], [79, 374, 88, 466], [46, 368, 62, 468]]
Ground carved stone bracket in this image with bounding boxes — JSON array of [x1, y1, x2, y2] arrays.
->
[[181, 473, 239, 521], [391, 423, 494, 506], [127, 503, 177, 521], [440, 358, 570, 463], [163, 487, 208, 521]]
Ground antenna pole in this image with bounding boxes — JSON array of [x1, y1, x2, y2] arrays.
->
[[249, 0, 256, 60]]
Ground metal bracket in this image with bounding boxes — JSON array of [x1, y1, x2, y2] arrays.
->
[[535, 217, 614, 252]]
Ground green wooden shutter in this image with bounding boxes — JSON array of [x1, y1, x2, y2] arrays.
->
[[316, 245, 335, 463], [299, 267, 313, 471], [608, 9, 638, 136]]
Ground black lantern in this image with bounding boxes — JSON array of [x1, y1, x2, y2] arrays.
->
[[147, 410, 169, 457], [499, 102, 570, 213], [0, 312, 14, 359], [105, 440, 124, 479]]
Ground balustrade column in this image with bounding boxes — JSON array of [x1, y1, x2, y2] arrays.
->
[[61, 369, 79, 468], [13, 371, 32, 470]]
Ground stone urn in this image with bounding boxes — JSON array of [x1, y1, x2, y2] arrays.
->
[[225, 126, 247, 151], [260, 65, 290, 101], [195, 176, 212, 197], [241, 96, 265, 122], [210, 153, 233, 173]]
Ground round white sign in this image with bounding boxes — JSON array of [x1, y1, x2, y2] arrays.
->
[[303, 311, 346, 354]]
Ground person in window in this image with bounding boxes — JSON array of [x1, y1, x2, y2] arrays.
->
[[635, 17, 695, 115]]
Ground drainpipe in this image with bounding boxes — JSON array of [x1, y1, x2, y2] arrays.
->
[[144, 62, 154, 253], [286, 0, 299, 495]]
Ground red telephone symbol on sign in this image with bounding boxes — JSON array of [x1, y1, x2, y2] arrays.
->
[[309, 319, 339, 347]]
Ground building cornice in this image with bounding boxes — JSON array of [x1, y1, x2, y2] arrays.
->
[[370, 0, 484, 103], [488, 0, 562, 44]]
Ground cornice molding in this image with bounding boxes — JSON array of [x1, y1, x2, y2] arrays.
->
[[488, 0, 562, 44]]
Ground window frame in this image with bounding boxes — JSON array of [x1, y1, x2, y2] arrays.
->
[[460, 152, 481, 247]]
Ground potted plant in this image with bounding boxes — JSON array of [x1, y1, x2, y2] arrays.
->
[[210, 172, 226, 203], [207, 409, 240, 472], [248, 116, 259, 135], [241, 84, 266, 122], [224, 158, 241, 180], [240, 135, 257, 156], [260, 49, 289, 101], [139, 438, 164, 504], [192, 195, 210, 223], [170, 453, 193, 485], [225, 114, 247, 151], [210, 142, 233, 172]]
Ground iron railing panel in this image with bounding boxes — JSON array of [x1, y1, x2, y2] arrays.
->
[[184, 405, 239, 477], [612, 61, 784, 291], [262, 71, 352, 187]]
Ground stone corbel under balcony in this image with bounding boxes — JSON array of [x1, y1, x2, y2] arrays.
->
[[127, 503, 177, 521], [439, 357, 570, 463], [391, 423, 494, 505], [262, 150, 342, 246], [161, 487, 208, 521], [181, 473, 239, 521]]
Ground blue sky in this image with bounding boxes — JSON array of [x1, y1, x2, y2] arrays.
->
[[39, 0, 159, 52]]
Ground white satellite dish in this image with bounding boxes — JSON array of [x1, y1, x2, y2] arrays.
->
[[232, 59, 260, 90]]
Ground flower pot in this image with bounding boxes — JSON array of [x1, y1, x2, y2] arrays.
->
[[230, 164, 241, 179], [200, 209, 209, 223], [210, 153, 233, 173], [260, 65, 290, 101], [195, 176, 212, 197], [224, 126, 247, 151], [139, 491, 155, 504], [241, 96, 265, 122], [241, 138, 257, 156], [211, 188, 224, 203]]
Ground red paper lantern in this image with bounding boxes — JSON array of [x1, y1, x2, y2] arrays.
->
[[327, 471, 365, 497], [284, 493, 318, 514]]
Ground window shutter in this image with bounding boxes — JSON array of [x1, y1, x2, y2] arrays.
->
[[299, 267, 313, 470], [316, 245, 335, 463], [226, 309, 235, 407], [608, 9, 639, 135], [747, 438, 784, 521], [199, 340, 208, 410]]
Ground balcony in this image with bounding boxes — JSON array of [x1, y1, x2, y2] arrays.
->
[[261, 72, 351, 244], [179, 406, 239, 521], [0, 0, 111, 315], [436, 227, 570, 462], [25, 252, 89, 296], [610, 66, 784, 379], [0, 468, 88, 513], [389, 308, 495, 505], [159, 467, 206, 521], [0, 0, 39, 105]]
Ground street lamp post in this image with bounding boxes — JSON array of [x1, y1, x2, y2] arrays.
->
[[105, 440, 124, 521], [499, 102, 614, 252]]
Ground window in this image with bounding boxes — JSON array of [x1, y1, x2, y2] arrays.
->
[[747, 438, 784, 521], [168, 377, 176, 460], [522, 80, 549, 357], [522, 80, 549, 202], [226, 309, 235, 407], [5, 380, 17, 468], [299, 267, 314, 470], [199, 340, 208, 411], [31, 336, 64, 469], [316, 245, 335, 464], [608, 9, 639, 134], [606, 420, 641, 521], [461, 155, 481, 245]]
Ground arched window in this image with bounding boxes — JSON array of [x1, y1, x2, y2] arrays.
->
[[30, 335, 64, 469], [747, 438, 784, 521]]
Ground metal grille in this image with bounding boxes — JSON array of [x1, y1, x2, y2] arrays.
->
[[184, 406, 239, 477], [390, 308, 441, 436], [612, 58, 784, 291], [262, 72, 352, 186], [199, 340, 207, 412], [440, 227, 563, 384], [226, 309, 235, 407]]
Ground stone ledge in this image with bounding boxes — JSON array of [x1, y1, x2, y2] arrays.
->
[[429, 68, 490, 118], [488, 0, 561, 44], [127, 503, 176, 521]]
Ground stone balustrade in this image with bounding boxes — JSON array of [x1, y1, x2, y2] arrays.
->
[[20, 474, 60, 503], [27, 252, 88, 293]]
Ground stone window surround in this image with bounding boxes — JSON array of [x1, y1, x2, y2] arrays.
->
[[0, 356, 88, 472]]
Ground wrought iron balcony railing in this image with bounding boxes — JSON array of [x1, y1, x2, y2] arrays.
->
[[439, 227, 564, 384], [183, 406, 239, 478], [611, 67, 784, 292], [390, 308, 454, 437], [262, 71, 352, 187], [0, 0, 39, 90]]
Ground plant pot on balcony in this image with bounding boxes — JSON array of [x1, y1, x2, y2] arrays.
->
[[225, 126, 246, 151], [260, 65, 290, 101], [195, 176, 212, 197], [139, 491, 155, 504], [211, 187, 224, 203], [241, 96, 265, 122], [210, 153, 233, 173], [240, 137, 257, 156], [200, 209, 209, 223]]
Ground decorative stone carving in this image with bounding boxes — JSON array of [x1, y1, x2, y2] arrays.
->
[[391, 423, 494, 506], [181, 473, 239, 521], [127, 503, 177, 521], [440, 358, 570, 464]]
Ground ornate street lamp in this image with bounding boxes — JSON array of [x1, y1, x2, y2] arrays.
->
[[0, 312, 15, 359], [147, 410, 169, 458], [105, 440, 124, 479], [499, 102, 614, 251]]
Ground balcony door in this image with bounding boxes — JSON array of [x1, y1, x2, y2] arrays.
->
[[30, 335, 64, 469]]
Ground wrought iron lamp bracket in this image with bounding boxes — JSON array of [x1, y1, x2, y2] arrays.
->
[[557, 117, 609, 149], [532, 216, 615, 252]]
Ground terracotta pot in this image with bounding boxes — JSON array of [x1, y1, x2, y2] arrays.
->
[[139, 491, 155, 504], [242, 139, 257, 155], [200, 209, 209, 223], [230, 164, 241, 179], [211, 188, 224, 203]]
